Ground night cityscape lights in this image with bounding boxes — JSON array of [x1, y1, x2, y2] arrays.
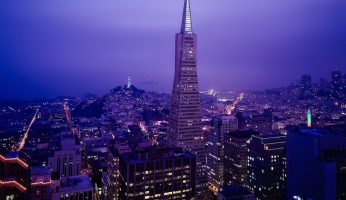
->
[[1, 0, 346, 200]]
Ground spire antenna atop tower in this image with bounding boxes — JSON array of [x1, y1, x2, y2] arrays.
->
[[181, 0, 193, 34]]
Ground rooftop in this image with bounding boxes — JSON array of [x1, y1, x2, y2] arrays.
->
[[228, 130, 259, 139], [31, 167, 51, 184], [59, 175, 92, 192], [219, 185, 253, 197], [121, 146, 194, 163]]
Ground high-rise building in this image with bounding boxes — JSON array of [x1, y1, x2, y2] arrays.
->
[[48, 132, 81, 178], [107, 148, 120, 200], [331, 70, 343, 99], [118, 147, 196, 200], [167, 0, 207, 198], [247, 134, 286, 200], [286, 127, 346, 200], [300, 74, 313, 99], [207, 115, 238, 193], [224, 131, 257, 187], [0, 147, 31, 200]]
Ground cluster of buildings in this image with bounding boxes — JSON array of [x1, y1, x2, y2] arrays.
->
[[0, 0, 345, 200]]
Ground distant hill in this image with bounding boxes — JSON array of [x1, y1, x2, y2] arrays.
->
[[71, 85, 169, 119]]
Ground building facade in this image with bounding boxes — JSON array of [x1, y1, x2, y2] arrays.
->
[[224, 131, 256, 187], [286, 127, 346, 200], [31, 167, 53, 200], [167, 0, 207, 198], [118, 147, 196, 200], [207, 115, 238, 193], [48, 133, 81, 178], [0, 148, 31, 200], [247, 134, 286, 200], [107, 148, 120, 200]]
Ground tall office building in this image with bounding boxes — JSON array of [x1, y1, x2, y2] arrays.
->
[[207, 115, 238, 193], [224, 130, 257, 187], [48, 132, 81, 178], [286, 127, 346, 200], [107, 148, 120, 200], [0, 147, 31, 200], [168, 0, 207, 198], [247, 134, 286, 200], [118, 147, 196, 200]]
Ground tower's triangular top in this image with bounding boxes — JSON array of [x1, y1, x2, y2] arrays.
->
[[181, 0, 193, 34]]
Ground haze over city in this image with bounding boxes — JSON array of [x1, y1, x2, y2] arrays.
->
[[1, 0, 346, 100], [1, 0, 346, 200]]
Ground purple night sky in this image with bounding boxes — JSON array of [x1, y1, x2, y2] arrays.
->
[[1, 0, 346, 100]]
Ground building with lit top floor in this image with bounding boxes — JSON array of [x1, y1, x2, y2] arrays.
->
[[247, 134, 286, 200], [118, 146, 196, 200]]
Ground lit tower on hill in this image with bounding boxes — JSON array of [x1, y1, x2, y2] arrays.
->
[[127, 77, 131, 88]]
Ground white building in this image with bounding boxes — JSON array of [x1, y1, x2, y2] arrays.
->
[[48, 132, 81, 178]]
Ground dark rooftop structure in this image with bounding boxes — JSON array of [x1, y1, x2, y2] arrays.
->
[[218, 185, 254, 200], [228, 130, 259, 139], [120, 145, 194, 162]]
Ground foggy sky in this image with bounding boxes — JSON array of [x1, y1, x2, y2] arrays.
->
[[1, 0, 346, 99]]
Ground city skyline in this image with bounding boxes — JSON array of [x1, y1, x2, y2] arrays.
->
[[2, 0, 346, 100], [1, 1, 346, 200]]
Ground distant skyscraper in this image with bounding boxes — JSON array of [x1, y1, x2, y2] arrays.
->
[[168, 0, 207, 198], [286, 127, 346, 200], [247, 134, 286, 200], [300, 74, 313, 99], [48, 132, 81, 178], [331, 70, 342, 99], [207, 115, 238, 193]]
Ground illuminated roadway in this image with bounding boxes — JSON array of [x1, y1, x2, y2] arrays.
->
[[226, 92, 244, 115], [17, 109, 38, 151], [63, 102, 79, 136]]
